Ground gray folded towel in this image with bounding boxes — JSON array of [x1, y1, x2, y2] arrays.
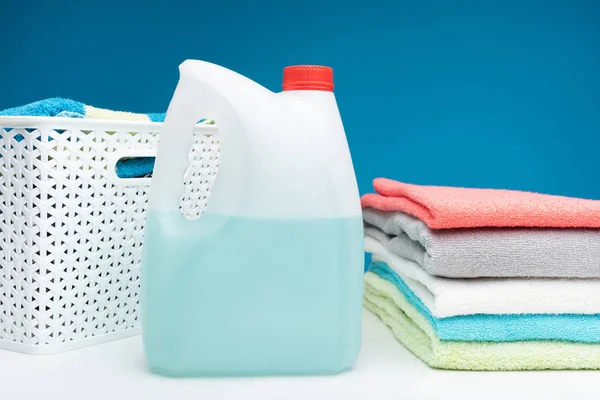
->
[[363, 207, 600, 278]]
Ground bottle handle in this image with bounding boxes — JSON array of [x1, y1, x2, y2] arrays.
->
[[148, 69, 246, 216]]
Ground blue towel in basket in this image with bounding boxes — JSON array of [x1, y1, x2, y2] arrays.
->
[[1, 98, 213, 178], [0, 97, 167, 122]]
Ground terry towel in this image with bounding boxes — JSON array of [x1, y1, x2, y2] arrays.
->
[[364, 271, 600, 371], [367, 261, 600, 343], [0, 97, 216, 124], [0, 97, 167, 122], [361, 178, 600, 229], [363, 208, 600, 278], [1, 98, 214, 178], [365, 236, 600, 317]]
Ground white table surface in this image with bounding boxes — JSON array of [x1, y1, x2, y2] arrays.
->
[[2, 310, 599, 400]]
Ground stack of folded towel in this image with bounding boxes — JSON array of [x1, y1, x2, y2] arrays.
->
[[362, 177, 600, 371]]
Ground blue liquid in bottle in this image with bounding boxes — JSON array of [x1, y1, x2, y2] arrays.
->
[[141, 210, 364, 376]]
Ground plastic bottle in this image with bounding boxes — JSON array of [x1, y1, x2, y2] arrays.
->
[[141, 61, 363, 376]]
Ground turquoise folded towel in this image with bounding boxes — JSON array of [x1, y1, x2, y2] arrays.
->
[[368, 262, 600, 343], [115, 157, 156, 179], [0, 97, 166, 122]]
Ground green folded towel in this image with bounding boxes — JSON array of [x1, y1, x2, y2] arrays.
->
[[364, 271, 600, 371]]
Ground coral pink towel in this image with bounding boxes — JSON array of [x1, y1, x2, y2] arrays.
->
[[361, 178, 600, 229]]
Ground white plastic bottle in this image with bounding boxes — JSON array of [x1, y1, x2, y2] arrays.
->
[[141, 61, 363, 376]]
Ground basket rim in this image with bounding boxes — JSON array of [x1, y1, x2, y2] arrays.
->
[[0, 116, 217, 134]]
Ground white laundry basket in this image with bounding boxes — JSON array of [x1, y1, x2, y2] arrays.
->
[[0, 116, 219, 354]]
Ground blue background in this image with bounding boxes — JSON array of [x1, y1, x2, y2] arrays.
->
[[2, 0, 599, 199]]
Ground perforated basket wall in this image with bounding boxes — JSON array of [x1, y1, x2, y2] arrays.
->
[[0, 117, 219, 354]]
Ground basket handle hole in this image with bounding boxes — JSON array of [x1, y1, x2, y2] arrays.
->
[[115, 157, 155, 179]]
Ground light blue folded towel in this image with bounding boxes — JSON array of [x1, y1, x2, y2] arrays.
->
[[367, 261, 600, 343]]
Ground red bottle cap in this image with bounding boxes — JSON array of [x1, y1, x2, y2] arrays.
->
[[282, 65, 334, 91]]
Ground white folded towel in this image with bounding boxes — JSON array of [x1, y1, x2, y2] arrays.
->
[[365, 236, 600, 317]]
